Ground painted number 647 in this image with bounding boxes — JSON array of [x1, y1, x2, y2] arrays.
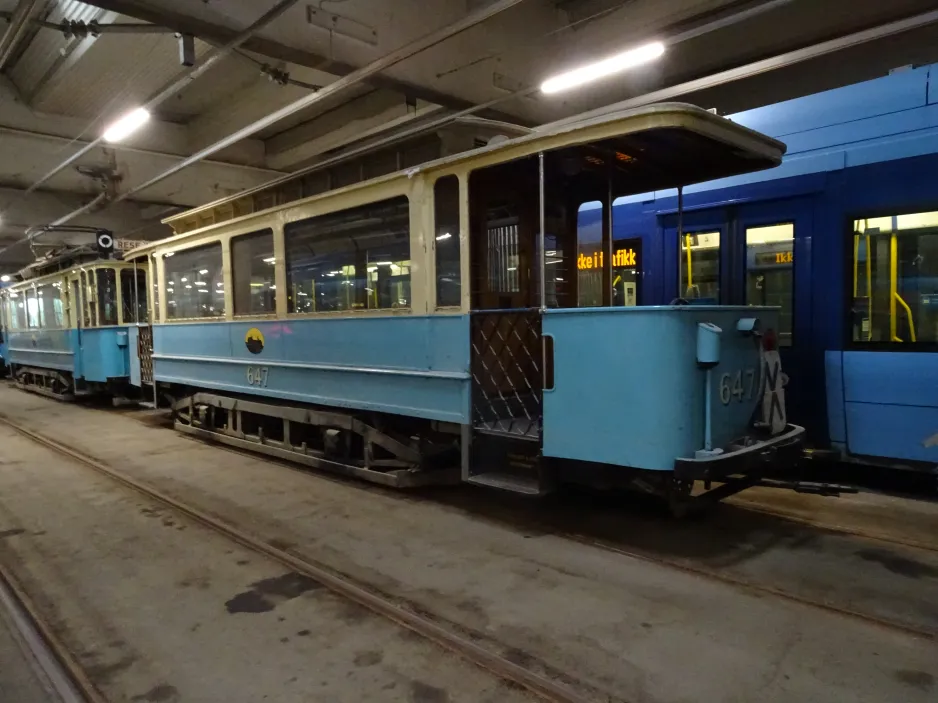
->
[[719, 369, 755, 405], [246, 366, 269, 387]]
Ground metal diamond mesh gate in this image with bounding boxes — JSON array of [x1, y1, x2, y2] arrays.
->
[[138, 325, 154, 384], [470, 309, 542, 440]]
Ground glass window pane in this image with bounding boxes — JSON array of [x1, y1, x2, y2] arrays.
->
[[680, 231, 720, 302], [80, 271, 93, 326], [26, 288, 40, 328], [97, 268, 118, 326], [576, 201, 603, 307], [285, 196, 410, 313], [164, 244, 224, 319], [12, 291, 26, 329], [434, 176, 461, 307], [121, 269, 148, 323], [852, 212, 938, 344], [231, 229, 275, 315], [746, 223, 794, 346], [37, 283, 64, 329]]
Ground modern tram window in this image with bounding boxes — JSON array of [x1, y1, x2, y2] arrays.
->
[[434, 176, 461, 307], [680, 231, 720, 302], [852, 211, 938, 344], [231, 228, 275, 316], [164, 244, 225, 319], [120, 269, 148, 323], [746, 223, 794, 346], [97, 268, 119, 326], [576, 201, 603, 307], [285, 196, 411, 313]]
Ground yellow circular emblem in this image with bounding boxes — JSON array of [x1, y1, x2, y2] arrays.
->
[[245, 327, 265, 354]]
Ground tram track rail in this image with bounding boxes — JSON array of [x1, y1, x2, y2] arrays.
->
[[0, 412, 600, 703], [4, 403, 937, 667], [0, 558, 106, 703]]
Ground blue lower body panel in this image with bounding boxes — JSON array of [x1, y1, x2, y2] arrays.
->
[[6, 329, 76, 372], [151, 316, 471, 424], [827, 350, 938, 464], [80, 327, 131, 382]]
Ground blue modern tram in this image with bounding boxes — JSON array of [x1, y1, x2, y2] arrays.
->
[[590, 63, 938, 472]]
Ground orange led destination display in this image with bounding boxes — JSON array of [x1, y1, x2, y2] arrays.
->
[[577, 247, 639, 271]]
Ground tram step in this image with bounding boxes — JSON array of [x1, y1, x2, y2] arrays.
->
[[466, 472, 545, 495]]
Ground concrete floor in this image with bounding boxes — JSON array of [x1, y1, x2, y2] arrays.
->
[[0, 386, 937, 702], [0, 425, 537, 703]]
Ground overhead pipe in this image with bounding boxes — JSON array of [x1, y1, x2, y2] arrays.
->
[[0, 12, 177, 34], [0, 0, 42, 70], [139, 0, 804, 222], [113, 0, 528, 203], [543, 7, 938, 130], [21, 0, 301, 200]]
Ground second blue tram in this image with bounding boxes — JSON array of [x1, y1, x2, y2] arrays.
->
[[598, 63, 938, 473]]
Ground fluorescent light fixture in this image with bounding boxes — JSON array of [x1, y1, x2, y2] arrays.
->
[[194, 281, 206, 286], [436, 232, 452, 241], [199, 269, 208, 275], [263, 257, 276, 264], [103, 107, 150, 143], [180, 277, 187, 282], [375, 261, 392, 266], [163, 252, 174, 257], [0, 275, 9, 282], [540, 41, 665, 94]]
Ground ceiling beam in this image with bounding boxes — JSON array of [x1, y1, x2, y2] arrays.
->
[[0, 0, 43, 70], [84, 0, 523, 121]]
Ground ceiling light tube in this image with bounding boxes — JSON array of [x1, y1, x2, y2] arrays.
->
[[103, 107, 150, 143], [541, 41, 665, 94]]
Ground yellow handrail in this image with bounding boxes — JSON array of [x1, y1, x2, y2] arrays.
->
[[894, 292, 917, 342], [890, 233, 898, 341], [684, 234, 693, 289], [853, 235, 858, 297], [865, 234, 871, 341]]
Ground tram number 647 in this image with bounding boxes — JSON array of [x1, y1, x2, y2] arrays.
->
[[719, 369, 755, 405], [246, 366, 269, 387]]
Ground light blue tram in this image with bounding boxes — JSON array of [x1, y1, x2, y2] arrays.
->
[[127, 104, 804, 511], [0, 233, 148, 400]]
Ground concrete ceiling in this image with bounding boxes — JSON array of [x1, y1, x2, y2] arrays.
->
[[1, 0, 938, 270]]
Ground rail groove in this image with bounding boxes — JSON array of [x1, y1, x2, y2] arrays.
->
[[0, 559, 107, 703], [0, 413, 598, 703]]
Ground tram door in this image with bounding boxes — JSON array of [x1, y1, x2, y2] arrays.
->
[[465, 157, 547, 493]]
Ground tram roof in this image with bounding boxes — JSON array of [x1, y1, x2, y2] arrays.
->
[[134, 102, 785, 256]]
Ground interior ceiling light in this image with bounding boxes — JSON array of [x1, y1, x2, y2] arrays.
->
[[103, 107, 150, 143], [540, 41, 665, 94], [0, 275, 10, 282]]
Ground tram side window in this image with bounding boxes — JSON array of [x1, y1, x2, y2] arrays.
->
[[97, 269, 119, 326], [746, 223, 794, 346], [164, 244, 225, 319], [231, 228, 275, 316], [26, 288, 40, 327], [852, 211, 938, 344], [434, 176, 461, 307], [120, 269, 148, 323], [82, 271, 96, 327], [152, 256, 160, 323], [680, 231, 720, 302], [37, 284, 64, 329], [10, 292, 26, 329], [576, 202, 603, 307], [285, 196, 411, 313]]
